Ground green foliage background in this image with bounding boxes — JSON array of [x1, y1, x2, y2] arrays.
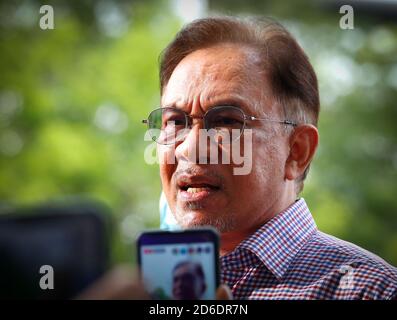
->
[[0, 0, 396, 266]]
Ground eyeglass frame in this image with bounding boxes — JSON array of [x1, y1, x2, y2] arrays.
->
[[142, 105, 298, 144]]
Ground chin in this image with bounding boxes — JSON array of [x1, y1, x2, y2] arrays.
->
[[176, 210, 234, 232], [179, 210, 212, 227]]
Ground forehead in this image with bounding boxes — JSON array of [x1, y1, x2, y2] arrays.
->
[[174, 264, 194, 275], [161, 44, 273, 113]]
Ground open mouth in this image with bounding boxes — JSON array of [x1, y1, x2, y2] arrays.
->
[[179, 183, 220, 194], [176, 174, 222, 202]]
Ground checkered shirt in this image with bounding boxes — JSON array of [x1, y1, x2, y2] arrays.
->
[[220, 198, 397, 300]]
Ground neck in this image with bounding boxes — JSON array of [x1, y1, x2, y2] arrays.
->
[[219, 228, 258, 256], [219, 189, 297, 256]]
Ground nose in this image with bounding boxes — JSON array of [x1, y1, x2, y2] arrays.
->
[[175, 119, 201, 164], [175, 117, 215, 164]]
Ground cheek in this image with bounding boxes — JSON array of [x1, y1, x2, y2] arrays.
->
[[158, 146, 177, 191], [244, 136, 287, 188], [159, 163, 173, 186]]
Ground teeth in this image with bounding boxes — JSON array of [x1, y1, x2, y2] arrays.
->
[[186, 187, 209, 193]]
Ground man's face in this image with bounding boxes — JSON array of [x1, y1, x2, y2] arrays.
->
[[172, 263, 205, 300], [159, 44, 291, 233]]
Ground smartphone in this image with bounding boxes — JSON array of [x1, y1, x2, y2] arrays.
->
[[137, 228, 219, 300], [0, 202, 110, 299]]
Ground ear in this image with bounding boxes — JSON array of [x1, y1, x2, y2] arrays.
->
[[285, 124, 319, 181]]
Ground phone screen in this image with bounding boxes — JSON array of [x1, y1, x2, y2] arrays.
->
[[137, 229, 219, 300]]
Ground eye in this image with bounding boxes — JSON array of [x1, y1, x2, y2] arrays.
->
[[207, 107, 245, 129], [210, 115, 243, 128], [215, 117, 241, 126], [162, 110, 186, 128]]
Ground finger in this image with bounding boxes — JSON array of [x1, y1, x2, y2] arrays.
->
[[76, 265, 150, 300], [216, 284, 233, 300]]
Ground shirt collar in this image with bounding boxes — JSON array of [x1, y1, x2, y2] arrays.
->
[[227, 198, 317, 280]]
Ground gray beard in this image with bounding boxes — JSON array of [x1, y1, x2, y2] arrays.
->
[[174, 204, 237, 233]]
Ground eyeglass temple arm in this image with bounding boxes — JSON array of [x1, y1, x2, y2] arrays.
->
[[247, 116, 297, 127], [142, 116, 297, 126]]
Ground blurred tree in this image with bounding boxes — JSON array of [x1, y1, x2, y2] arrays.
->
[[0, 0, 181, 262]]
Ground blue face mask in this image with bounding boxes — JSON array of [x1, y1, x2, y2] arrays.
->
[[159, 191, 181, 230]]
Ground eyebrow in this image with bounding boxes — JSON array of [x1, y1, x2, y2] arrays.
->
[[211, 97, 246, 108], [163, 94, 253, 114], [206, 94, 257, 115]]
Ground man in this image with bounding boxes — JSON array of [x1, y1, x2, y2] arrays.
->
[[148, 16, 397, 300], [172, 261, 207, 300], [81, 16, 397, 300]]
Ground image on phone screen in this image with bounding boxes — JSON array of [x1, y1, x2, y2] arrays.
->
[[138, 230, 218, 300]]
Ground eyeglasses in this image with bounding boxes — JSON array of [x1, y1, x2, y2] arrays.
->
[[142, 105, 297, 145]]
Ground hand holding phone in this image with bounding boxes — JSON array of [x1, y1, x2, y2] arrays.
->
[[137, 228, 220, 300]]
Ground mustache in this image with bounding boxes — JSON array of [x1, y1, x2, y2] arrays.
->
[[174, 166, 225, 187]]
